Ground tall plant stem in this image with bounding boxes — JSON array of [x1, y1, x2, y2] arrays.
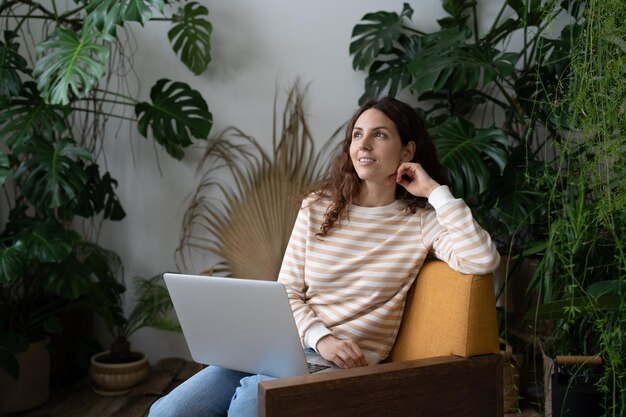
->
[[92, 88, 138, 105], [70, 107, 136, 122]]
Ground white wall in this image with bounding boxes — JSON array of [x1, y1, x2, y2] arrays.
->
[[95, 0, 507, 363]]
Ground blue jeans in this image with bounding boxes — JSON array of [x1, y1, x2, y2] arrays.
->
[[148, 366, 275, 417]]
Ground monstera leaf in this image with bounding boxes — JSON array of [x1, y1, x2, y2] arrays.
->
[[13, 137, 92, 209], [13, 221, 80, 264], [408, 26, 517, 95], [44, 254, 93, 299], [0, 82, 69, 148], [86, 0, 165, 36], [0, 243, 27, 283], [33, 26, 110, 105], [135, 79, 212, 159], [169, 2, 212, 75], [350, 3, 414, 71], [359, 35, 421, 103], [73, 164, 126, 221], [430, 116, 508, 199], [0, 31, 28, 99]]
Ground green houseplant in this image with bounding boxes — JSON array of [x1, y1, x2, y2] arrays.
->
[[88, 249, 181, 394], [348, 0, 583, 251], [525, 0, 626, 414], [0, 0, 213, 404]]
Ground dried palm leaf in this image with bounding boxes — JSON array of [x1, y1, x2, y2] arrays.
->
[[176, 84, 339, 280]]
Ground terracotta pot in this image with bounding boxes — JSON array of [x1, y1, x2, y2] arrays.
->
[[90, 351, 149, 396], [0, 338, 50, 413]]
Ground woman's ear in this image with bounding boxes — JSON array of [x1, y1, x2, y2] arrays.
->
[[403, 141, 416, 162]]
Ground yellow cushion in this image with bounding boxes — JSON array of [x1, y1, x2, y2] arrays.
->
[[388, 260, 499, 362]]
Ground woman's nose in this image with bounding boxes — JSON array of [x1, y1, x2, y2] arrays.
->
[[359, 136, 373, 150]]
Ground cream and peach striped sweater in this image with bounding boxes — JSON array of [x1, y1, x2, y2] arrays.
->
[[277, 185, 500, 364]]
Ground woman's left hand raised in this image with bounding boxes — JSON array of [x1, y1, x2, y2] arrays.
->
[[393, 162, 440, 198]]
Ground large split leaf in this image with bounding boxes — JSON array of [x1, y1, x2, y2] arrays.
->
[[359, 35, 421, 103], [408, 26, 517, 95], [13, 221, 80, 264], [13, 137, 92, 209], [73, 164, 126, 221], [0, 82, 69, 149], [43, 254, 92, 299], [350, 3, 413, 70], [86, 0, 165, 36], [135, 79, 212, 159], [169, 1, 212, 75], [0, 243, 27, 283], [430, 116, 508, 199], [33, 26, 110, 105]]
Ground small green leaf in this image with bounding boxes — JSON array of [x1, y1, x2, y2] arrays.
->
[[169, 2, 212, 75], [33, 26, 110, 105], [135, 79, 212, 159]]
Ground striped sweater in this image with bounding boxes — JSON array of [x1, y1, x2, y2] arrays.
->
[[277, 185, 500, 364]]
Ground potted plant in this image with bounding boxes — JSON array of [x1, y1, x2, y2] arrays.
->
[[88, 255, 181, 396], [0, 0, 213, 411]]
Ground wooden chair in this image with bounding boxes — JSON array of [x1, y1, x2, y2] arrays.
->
[[258, 260, 503, 417]]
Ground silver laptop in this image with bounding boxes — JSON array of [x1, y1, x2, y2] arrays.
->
[[163, 273, 336, 378]]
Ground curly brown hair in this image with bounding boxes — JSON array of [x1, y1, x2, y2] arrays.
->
[[304, 96, 448, 237]]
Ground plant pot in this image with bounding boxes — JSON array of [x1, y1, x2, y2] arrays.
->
[[544, 355, 603, 417], [0, 338, 50, 413], [89, 351, 149, 396]]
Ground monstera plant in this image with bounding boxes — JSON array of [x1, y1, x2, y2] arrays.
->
[[0, 0, 213, 385], [349, 0, 583, 250]]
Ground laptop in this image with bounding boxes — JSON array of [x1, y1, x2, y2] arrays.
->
[[162, 273, 337, 378]]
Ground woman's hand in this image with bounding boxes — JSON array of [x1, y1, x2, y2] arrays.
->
[[316, 335, 368, 369], [393, 162, 440, 198]]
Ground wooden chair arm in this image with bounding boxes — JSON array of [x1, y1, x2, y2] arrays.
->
[[258, 354, 503, 417]]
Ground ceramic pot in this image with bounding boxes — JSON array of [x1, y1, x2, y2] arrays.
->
[[0, 338, 50, 413], [90, 351, 149, 396]]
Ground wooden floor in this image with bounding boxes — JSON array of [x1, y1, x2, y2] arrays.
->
[[11, 358, 198, 417], [10, 357, 541, 417]]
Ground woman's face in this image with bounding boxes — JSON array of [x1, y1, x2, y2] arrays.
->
[[349, 108, 414, 184]]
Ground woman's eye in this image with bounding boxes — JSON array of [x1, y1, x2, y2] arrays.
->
[[376, 131, 386, 138]]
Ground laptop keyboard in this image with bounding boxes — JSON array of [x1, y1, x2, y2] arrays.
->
[[307, 362, 332, 373]]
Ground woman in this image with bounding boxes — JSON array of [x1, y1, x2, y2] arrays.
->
[[149, 96, 500, 417]]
